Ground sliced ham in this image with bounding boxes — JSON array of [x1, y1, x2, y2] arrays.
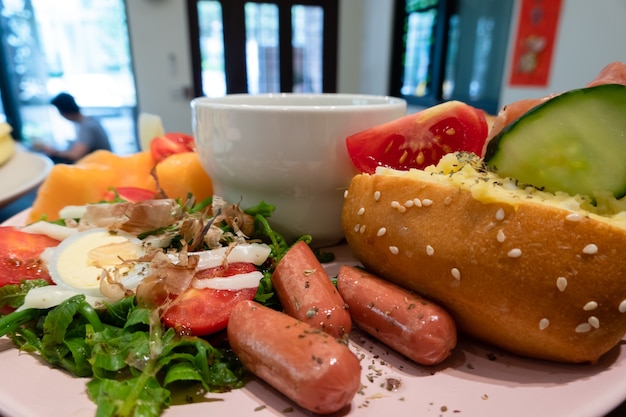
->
[[486, 95, 555, 140], [586, 61, 626, 87]]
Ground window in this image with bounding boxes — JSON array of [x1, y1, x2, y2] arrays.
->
[[187, 0, 338, 97], [389, 0, 514, 114], [0, 0, 138, 153]]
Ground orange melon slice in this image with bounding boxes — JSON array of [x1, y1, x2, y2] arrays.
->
[[28, 150, 213, 223], [156, 152, 213, 203]]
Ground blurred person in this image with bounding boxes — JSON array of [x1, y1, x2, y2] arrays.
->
[[34, 92, 112, 163]]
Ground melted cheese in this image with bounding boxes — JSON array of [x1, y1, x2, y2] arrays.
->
[[376, 152, 626, 229]]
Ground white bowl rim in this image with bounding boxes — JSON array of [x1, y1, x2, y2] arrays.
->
[[191, 93, 406, 112]]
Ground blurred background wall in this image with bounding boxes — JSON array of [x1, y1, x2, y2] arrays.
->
[[126, 0, 626, 133]]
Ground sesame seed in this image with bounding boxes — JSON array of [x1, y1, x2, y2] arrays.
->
[[413, 198, 422, 207], [357, 207, 365, 216], [539, 318, 550, 330], [556, 277, 568, 292], [374, 191, 381, 201], [588, 316, 600, 329], [620, 300, 626, 313], [389, 246, 399, 255], [495, 208, 505, 221], [583, 301, 598, 311], [565, 212, 583, 222], [507, 248, 522, 258], [404, 200, 414, 207], [451, 268, 461, 280], [390, 200, 407, 213], [426, 245, 435, 256], [353, 224, 360, 233], [496, 229, 506, 243], [444, 196, 452, 205], [359, 225, 366, 234], [575, 323, 592, 333], [422, 198, 433, 206], [344, 189, 349, 198], [582, 244, 598, 255], [377, 227, 387, 237]]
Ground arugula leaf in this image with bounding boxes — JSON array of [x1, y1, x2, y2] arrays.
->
[[313, 247, 336, 263], [0, 307, 44, 336], [253, 271, 278, 307], [39, 295, 101, 376], [87, 376, 170, 417], [189, 195, 213, 214], [3, 294, 246, 417], [0, 279, 49, 310], [86, 323, 244, 416], [243, 200, 275, 218], [98, 296, 140, 327]]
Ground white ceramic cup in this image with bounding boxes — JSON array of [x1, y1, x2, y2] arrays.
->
[[192, 93, 406, 247]]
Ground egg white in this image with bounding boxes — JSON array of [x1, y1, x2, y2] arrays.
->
[[47, 228, 150, 297]]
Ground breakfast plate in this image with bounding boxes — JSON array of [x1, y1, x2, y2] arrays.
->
[[0, 149, 52, 208], [1, 212, 626, 417]]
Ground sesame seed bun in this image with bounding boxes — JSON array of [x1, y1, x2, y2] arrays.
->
[[341, 153, 626, 364]]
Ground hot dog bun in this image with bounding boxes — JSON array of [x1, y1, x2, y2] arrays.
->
[[341, 152, 626, 364]]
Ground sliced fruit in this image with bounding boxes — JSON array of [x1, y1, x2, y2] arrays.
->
[[155, 151, 213, 202]]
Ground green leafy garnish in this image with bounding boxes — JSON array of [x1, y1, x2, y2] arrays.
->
[[0, 279, 49, 310], [0, 295, 245, 417]]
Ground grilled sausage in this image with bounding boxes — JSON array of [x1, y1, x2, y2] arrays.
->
[[337, 265, 457, 365], [227, 300, 361, 414], [271, 240, 351, 338]]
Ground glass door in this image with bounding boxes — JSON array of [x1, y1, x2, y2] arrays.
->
[[389, 0, 514, 114], [188, 0, 338, 97], [0, 0, 138, 154]]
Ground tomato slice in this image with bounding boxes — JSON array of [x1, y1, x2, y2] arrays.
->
[[0, 227, 59, 287], [346, 100, 489, 174], [102, 186, 157, 203], [150, 132, 196, 162], [162, 262, 259, 336]]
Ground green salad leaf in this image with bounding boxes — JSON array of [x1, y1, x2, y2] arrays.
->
[[0, 279, 49, 310], [1, 294, 245, 417]]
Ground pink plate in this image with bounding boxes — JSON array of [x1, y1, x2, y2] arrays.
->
[[1, 211, 625, 417]]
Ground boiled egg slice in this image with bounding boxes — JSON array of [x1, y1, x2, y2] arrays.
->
[[47, 228, 150, 297]]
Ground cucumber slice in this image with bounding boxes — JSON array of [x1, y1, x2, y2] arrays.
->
[[484, 84, 626, 198]]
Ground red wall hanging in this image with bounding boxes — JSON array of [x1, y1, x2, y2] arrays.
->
[[509, 0, 563, 87]]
